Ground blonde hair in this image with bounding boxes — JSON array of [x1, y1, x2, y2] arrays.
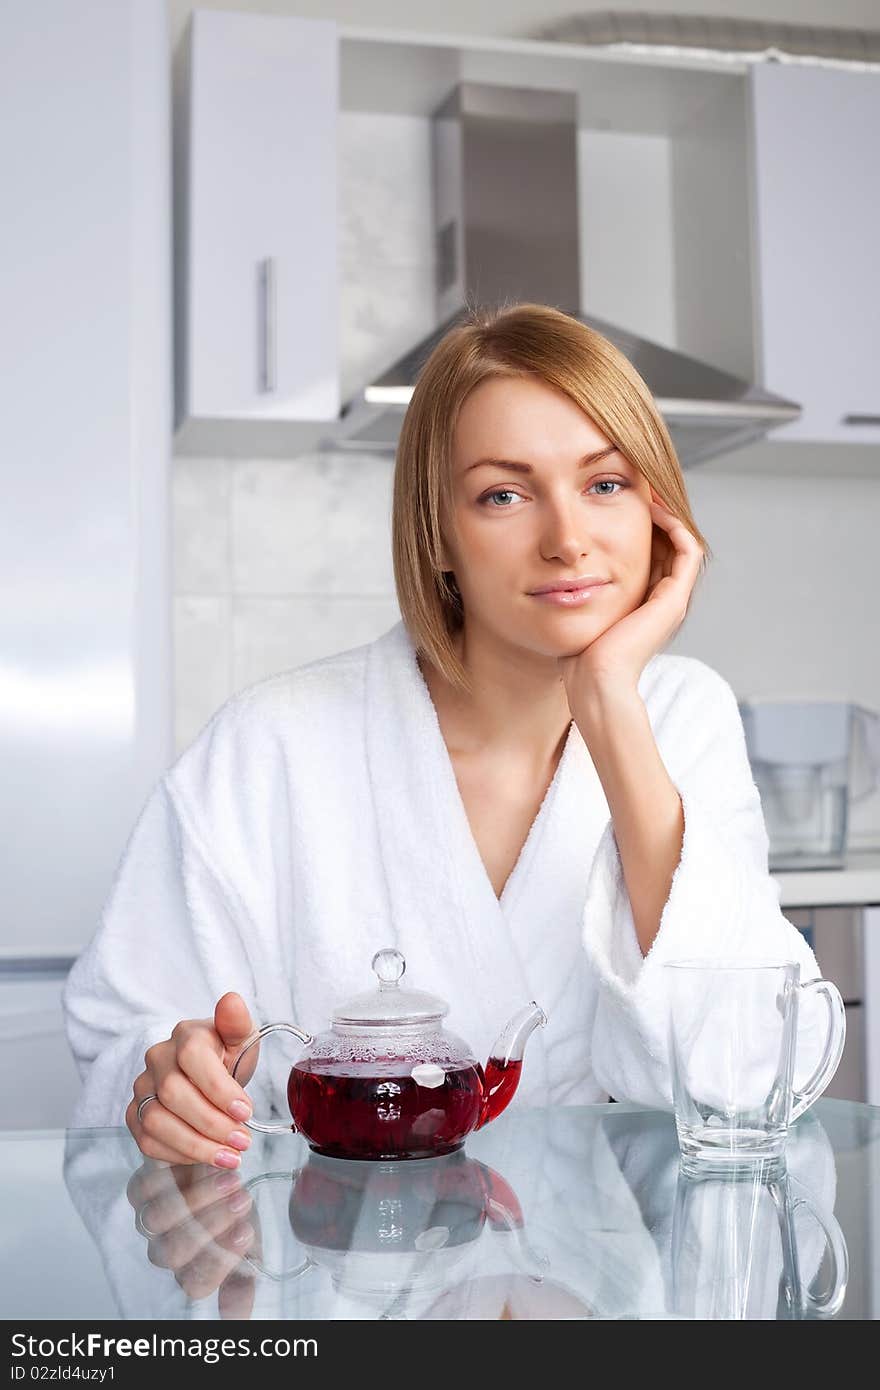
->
[[391, 301, 711, 694]]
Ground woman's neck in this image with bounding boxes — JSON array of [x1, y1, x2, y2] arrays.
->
[[418, 626, 573, 767]]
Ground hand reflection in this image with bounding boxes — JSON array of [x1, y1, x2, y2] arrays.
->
[[125, 1160, 262, 1316]]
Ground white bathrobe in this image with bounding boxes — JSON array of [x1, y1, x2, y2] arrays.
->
[[62, 618, 827, 1129]]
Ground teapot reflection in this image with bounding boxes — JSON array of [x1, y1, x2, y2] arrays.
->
[[242, 1147, 549, 1309], [671, 1163, 848, 1319]]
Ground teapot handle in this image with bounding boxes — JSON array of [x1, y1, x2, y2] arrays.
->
[[241, 1169, 315, 1284], [231, 1022, 313, 1135]]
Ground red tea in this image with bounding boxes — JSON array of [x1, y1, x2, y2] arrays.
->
[[479, 1055, 522, 1128], [288, 1054, 522, 1160]]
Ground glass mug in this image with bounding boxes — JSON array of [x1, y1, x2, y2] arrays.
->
[[664, 960, 846, 1176], [670, 1166, 848, 1319]]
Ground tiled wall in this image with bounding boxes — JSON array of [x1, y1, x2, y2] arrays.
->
[[173, 452, 401, 754]]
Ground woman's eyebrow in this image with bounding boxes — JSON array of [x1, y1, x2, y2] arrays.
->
[[463, 444, 619, 475]]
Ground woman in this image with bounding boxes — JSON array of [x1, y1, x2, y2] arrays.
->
[[62, 303, 824, 1168]]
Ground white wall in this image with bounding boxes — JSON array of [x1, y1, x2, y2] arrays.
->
[[669, 455, 880, 846]]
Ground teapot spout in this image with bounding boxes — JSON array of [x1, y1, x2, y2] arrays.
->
[[477, 1002, 547, 1130]]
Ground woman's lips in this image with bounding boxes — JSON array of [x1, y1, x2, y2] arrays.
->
[[529, 582, 611, 606]]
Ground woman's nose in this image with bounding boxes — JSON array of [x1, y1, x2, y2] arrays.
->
[[539, 502, 592, 564]]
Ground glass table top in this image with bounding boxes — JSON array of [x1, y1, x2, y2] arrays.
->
[[1, 1099, 878, 1320]]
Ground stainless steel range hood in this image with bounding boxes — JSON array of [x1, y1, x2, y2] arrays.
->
[[334, 82, 801, 467]]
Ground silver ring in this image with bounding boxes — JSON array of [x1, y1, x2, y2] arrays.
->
[[134, 1206, 160, 1240], [136, 1093, 158, 1123]]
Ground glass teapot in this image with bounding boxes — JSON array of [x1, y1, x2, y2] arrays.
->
[[231, 947, 547, 1161]]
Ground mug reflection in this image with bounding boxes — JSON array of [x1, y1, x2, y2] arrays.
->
[[670, 1162, 848, 1319]]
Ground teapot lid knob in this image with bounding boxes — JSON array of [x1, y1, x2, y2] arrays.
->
[[372, 947, 406, 989], [334, 948, 447, 1025]]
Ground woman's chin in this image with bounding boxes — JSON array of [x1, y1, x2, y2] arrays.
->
[[519, 621, 610, 663], [530, 610, 610, 648]]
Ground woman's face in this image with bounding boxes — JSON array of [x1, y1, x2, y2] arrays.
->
[[442, 374, 657, 660]]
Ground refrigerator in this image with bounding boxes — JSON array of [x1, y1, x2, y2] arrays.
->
[[0, 0, 172, 1126]]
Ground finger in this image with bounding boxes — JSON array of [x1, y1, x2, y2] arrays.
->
[[138, 1171, 251, 1238], [135, 1094, 249, 1170], [168, 1023, 256, 1124], [125, 1098, 197, 1165], [149, 1064, 254, 1155], [649, 497, 691, 534], [126, 1071, 159, 1146], [128, 1070, 221, 1169], [649, 500, 704, 557], [648, 506, 703, 591], [173, 1224, 256, 1302], [214, 993, 261, 1088], [146, 1189, 253, 1269], [127, 1160, 221, 1211], [219, 1202, 262, 1318], [218, 1262, 257, 1321]]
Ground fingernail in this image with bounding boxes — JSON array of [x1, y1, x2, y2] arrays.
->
[[226, 1130, 251, 1152], [228, 1100, 251, 1122], [228, 1190, 252, 1215], [231, 1220, 254, 1246], [214, 1171, 240, 1195], [214, 1149, 241, 1170]]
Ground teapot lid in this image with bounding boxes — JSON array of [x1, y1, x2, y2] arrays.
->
[[332, 948, 448, 1027]]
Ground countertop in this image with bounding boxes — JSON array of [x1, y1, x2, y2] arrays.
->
[[773, 849, 880, 908], [1, 1099, 877, 1320]]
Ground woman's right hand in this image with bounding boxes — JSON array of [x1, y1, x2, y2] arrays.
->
[[126, 991, 260, 1169]]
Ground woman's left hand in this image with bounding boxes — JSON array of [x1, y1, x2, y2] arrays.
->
[[558, 487, 705, 706]]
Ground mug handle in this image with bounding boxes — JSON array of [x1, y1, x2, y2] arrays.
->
[[790, 979, 847, 1123], [231, 1022, 313, 1135], [782, 1177, 850, 1318]]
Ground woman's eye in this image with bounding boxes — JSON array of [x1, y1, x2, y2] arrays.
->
[[479, 478, 626, 506], [480, 489, 523, 507]]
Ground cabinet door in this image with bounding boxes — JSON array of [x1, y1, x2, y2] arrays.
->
[[184, 12, 339, 421], [749, 66, 880, 444]]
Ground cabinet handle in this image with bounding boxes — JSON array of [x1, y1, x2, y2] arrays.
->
[[257, 257, 276, 394], [841, 414, 880, 426]]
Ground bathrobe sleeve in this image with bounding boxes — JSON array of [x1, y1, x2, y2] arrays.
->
[[61, 710, 278, 1129], [581, 658, 830, 1109]]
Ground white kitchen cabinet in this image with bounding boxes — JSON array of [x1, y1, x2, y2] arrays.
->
[[749, 65, 880, 444], [177, 11, 339, 426], [171, 24, 880, 458]]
